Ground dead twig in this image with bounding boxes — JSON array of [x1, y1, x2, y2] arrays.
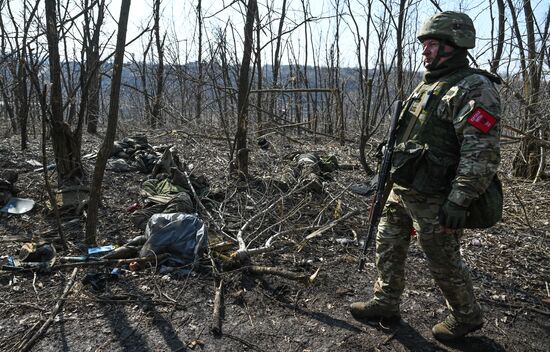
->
[[233, 181, 314, 260], [183, 170, 236, 242], [301, 209, 359, 244], [479, 297, 550, 317], [48, 253, 169, 270], [16, 267, 79, 352], [0, 299, 48, 313], [246, 265, 320, 285], [63, 294, 188, 310], [223, 332, 266, 352], [509, 185, 537, 237], [503, 124, 550, 148]]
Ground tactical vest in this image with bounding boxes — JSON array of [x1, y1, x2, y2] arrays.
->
[[391, 68, 476, 194]]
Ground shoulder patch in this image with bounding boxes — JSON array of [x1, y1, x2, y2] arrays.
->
[[467, 107, 496, 133]]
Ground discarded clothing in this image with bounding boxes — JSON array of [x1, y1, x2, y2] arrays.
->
[[140, 213, 208, 267], [109, 135, 159, 173]]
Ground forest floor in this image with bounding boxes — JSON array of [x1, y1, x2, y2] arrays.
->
[[0, 125, 548, 352]]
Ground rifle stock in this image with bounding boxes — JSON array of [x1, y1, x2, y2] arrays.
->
[[358, 100, 402, 271]]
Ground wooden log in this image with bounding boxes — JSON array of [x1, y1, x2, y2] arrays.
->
[[211, 280, 224, 337]]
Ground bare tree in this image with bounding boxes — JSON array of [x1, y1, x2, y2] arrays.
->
[[233, 0, 258, 177], [195, 0, 203, 122], [510, 0, 549, 179], [268, 0, 288, 121], [489, 0, 506, 73], [1, 0, 40, 149], [395, 0, 407, 100], [347, 0, 374, 175], [255, 7, 263, 133], [45, 0, 84, 185], [84, 0, 105, 134], [151, 0, 166, 127], [86, 0, 132, 245]]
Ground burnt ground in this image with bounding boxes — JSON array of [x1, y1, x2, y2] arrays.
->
[[0, 126, 548, 352]]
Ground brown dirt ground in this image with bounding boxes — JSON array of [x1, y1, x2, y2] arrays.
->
[[0, 127, 549, 352]]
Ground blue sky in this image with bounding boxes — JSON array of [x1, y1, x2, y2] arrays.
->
[[3, 0, 548, 71], [100, 0, 547, 71]]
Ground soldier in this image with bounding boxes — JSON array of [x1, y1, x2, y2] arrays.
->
[[350, 11, 501, 341]]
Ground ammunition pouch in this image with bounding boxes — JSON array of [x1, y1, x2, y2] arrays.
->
[[391, 141, 456, 194], [464, 175, 503, 229]]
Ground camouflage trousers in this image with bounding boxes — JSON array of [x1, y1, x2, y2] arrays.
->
[[372, 185, 482, 324]]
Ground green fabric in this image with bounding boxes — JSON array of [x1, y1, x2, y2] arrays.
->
[[319, 155, 339, 172], [374, 186, 483, 323], [392, 67, 475, 194], [464, 175, 503, 229], [392, 65, 503, 229], [142, 178, 187, 198]]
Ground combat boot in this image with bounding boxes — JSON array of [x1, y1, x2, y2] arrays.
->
[[432, 314, 483, 341], [349, 299, 400, 321]]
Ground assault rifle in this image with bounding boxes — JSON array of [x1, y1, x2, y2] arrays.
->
[[358, 100, 402, 271]]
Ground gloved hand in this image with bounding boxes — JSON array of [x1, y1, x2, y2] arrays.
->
[[440, 200, 468, 229]]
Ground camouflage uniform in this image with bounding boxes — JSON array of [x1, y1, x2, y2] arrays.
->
[[371, 12, 501, 327]]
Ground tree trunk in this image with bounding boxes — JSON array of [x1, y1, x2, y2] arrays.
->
[[151, 0, 165, 127], [233, 0, 257, 177], [490, 0, 506, 73], [45, 0, 84, 185], [86, 0, 105, 134], [195, 0, 203, 122], [268, 0, 288, 121], [255, 8, 263, 134], [511, 0, 543, 179], [395, 0, 406, 100], [86, 0, 131, 245]]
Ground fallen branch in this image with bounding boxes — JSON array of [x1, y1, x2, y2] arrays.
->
[[503, 124, 550, 148], [246, 265, 320, 285], [16, 268, 79, 352], [68, 294, 188, 310], [211, 280, 224, 337], [182, 170, 236, 242], [53, 253, 169, 270], [479, 297, 550, 317], [233, 181, 314, 260], [232, 240, 293, 262], [301, 209, 359, 244], [223, 333, 266, 352]]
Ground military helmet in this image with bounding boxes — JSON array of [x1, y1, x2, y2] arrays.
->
[[417, 11, 476, 49]]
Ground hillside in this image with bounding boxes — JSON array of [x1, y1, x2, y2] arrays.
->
[[0, 127, 548, 352]]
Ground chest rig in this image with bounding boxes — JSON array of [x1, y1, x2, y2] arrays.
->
[[391, 68, 476, 194]]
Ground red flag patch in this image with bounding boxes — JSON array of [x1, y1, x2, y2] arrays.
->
[[467, 107, 496, 133]]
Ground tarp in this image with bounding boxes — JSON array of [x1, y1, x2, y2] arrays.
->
[[140, 213, 208, 267]]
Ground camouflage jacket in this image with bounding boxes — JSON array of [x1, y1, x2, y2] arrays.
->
[[392, 68, 501, 207]]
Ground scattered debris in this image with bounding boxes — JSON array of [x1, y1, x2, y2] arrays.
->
[[48, 185, 90, 215], [140, 213, 208, 268], [87, 245, 115, 255], [0, 132, 548, 351], [471, 238, 482, 247], [0, 197, 35, 214]]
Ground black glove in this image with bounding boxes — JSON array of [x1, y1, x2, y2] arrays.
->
[[440, 200, 468, 229]]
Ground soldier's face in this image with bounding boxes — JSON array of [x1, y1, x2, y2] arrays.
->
[[421, 39, 455, 68]]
